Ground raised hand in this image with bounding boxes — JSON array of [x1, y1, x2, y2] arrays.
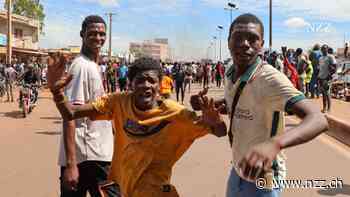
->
[[190, 87, 208, 111], [199, 94, 227, 137], [200, 96, 221, 126], [47, 53, 72, 94]]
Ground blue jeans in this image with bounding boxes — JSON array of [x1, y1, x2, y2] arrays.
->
[[226, 168, 281, 197]]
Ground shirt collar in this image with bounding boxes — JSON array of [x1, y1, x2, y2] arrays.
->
[[226, 57, 262, 83], [240, 57, 261, 82]]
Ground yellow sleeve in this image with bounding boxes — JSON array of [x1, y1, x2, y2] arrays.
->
[[91, 93, 120, 120], [177, 109, 211, 140]]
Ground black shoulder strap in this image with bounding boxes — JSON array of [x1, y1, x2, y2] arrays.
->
[[228, 81, 247, 147]]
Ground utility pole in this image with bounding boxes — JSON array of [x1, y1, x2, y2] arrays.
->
[[225, 2, 238, 24], [7, 0, 12, 64], [106, 13, 116, 60], [217, 25, 223, 62], [269, 0, 272, 53], [213, 36, 217, 62]]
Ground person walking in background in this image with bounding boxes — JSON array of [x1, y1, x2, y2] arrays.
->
[[184, 63, 193, 93], [305, 57, 314, 98], [282, 47, 299, 88], [117, 62, 128, 92], [309, 44, 322, 98], [173, 63, 185, 104], [215, 62, 224, 88], [106, 61, 116, 93], [99, 60, 107, 91], [318, 44, 337, 113], [211, 63, 216, 84], [202, 63, 210, 89], [196, 63, 203, 85], [4, 63, 17, 102], [344, 42, 348, 59], [295, 48, 307, 93], [159, 70, 174, 99]]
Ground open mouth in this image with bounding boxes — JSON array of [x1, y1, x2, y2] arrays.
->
[[141, 91, 153, 99], [236, 52, 251, 58]]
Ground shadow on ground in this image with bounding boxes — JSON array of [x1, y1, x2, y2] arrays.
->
[[35, 131, 61, 135], [40, 116, 61, 120], [37, 96, 52, 100], [318, 184, 350, 196], [0, 110, 24, 119]]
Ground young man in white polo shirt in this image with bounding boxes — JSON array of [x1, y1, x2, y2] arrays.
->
[[191, 13, 328, 197]]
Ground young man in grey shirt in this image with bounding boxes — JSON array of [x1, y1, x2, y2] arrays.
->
[[318, 44, 336, 113]]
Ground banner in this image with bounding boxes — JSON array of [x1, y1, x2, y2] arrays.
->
[[0, 34, 7, 46]]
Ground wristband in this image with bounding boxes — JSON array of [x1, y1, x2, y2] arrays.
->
[[56, 96, 68, 105], [53, 93, 67, 104]]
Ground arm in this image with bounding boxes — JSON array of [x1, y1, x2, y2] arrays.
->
[[62, 120, 79, 190], [53, 91, 100, 121], [63, 120, 77, 167], [197, 96, 227, 137], [239, 100, 327, 180], [274, 99, 328, 149], [238, 70, 328, 180]]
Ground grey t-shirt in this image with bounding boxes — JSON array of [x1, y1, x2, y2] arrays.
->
[[318, 55, 336, 80]]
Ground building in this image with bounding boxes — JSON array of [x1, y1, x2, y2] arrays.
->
[[129, 38, 170, 62], [0, 10, 46, 62]]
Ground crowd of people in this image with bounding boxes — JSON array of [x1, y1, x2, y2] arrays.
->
[[265, 44, 337, 113], [159, 61, 225, 104], [98, 60, 129, 93], [98, 60, 227, 105], [0, 58, 46, 103]]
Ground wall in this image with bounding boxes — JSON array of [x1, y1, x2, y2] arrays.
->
[[0, 17, 38, 50]]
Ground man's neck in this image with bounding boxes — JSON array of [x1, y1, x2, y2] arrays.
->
[[235, 57, 259, 78], [81, 46, 99, 63]]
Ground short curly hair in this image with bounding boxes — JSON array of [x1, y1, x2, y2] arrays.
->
[[128, 57, 163, 81], [81, 15, 106, 35], [228, 13, 264, 41]]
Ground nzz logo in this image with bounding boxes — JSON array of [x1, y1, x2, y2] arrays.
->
[[306, 23, 333, 33]]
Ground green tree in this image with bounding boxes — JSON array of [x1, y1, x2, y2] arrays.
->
[[5, 0, 45, 34]]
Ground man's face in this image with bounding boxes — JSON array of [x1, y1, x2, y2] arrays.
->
[[82, 23, 106, 54], [131, 70, 160, 111], [321, 47, 328, 55], [228, 23, 264, 67]]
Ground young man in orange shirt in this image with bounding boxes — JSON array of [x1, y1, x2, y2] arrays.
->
[[47, 56, 227, 197], [159, 71, 174, 99]]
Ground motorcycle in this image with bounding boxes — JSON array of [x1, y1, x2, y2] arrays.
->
[[19, 84, 38, 118]]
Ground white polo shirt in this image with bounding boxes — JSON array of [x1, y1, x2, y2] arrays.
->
[[224, 58, 305, 182], [58, 55, 114, 166]]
